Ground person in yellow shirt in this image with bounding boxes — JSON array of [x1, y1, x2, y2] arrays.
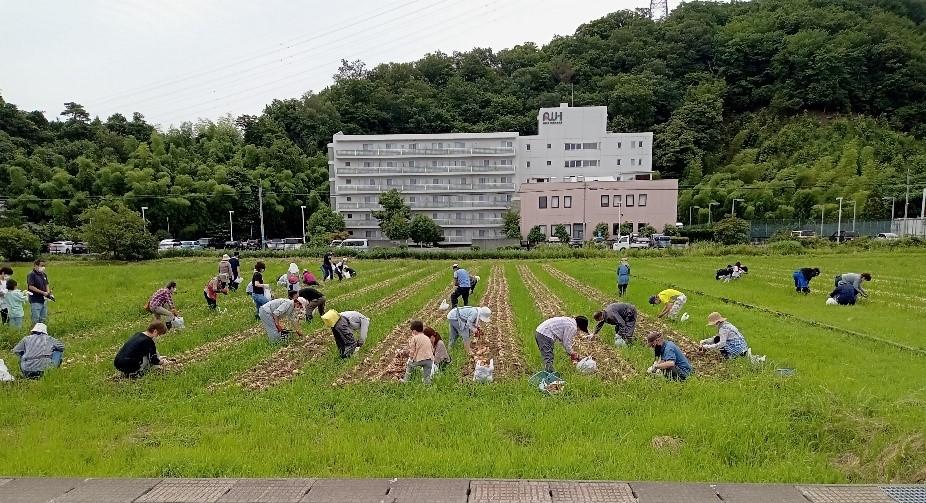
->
[[649, 288, 687, 320]]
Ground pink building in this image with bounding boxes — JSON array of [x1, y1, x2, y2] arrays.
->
[[518, 180, 679, 240]]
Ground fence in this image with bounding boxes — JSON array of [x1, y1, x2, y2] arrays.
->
[[750, 219, 892, 239]]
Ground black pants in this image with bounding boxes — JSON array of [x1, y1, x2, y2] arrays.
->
[[332, 327, 357, 359], [664, 366, 688, 381], [836, 297, 856, 306], [229, 273, 239, 290], [450, 286, 470, 306], [204, 291, 217, 309], [0, 307, 7, 324], [618, 283, 628, 296]]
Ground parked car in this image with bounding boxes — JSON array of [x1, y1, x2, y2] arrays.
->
[[282, 238, 303, 250], [569, 238, 583, 248], [179, 240, 203, 250], [265, 239, 284, 250], [612, 235, 650, 251], [243, 239, 261, 250], [48, 241, 75, 254], [158, 239, 181, 251], [338, 238, 369, 250], [650, 234, 672, 248], [877, 232, 900, 240], [71, 242, 89, 254], [829, 231, 859, 242], [791, 230, 817, 239], [224, 240, 241, 249], [329, 240, 343, 247]]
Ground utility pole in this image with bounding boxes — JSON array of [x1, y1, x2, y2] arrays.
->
[[689, 205, 699, 226], [300, 205, 307, 244], [820, 206, 824, 237], [258, 185, 266, 247], [708, 202, 719, 225], [836, 197, 844, 243], [228, 210, 234, 242], [852, 200, 857, 232], [732, 198, 744, 218], [581, 182, 587, 242]]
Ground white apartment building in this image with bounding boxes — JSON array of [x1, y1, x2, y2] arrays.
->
[[327, 104, 654, 245], [327, 133, 517, 244]]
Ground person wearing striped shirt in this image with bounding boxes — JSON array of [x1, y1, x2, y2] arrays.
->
[[534, 315, 588, 373], [700, 312, 748, 359]]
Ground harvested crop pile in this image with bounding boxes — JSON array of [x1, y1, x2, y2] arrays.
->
[[542, 264, 724, 376], [460, 266, 526, 380], [518, 264, 635, 380]]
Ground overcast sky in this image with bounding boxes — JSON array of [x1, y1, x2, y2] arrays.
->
[[0, 0, 659, 128]]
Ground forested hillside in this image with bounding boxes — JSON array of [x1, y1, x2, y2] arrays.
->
[[2, 0, 925, 239]]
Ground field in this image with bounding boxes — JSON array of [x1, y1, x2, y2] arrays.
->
[[1, 252, 925, 483]]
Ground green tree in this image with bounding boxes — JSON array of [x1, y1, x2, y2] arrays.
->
[[60, 102, 90, 123], [713, 217, 750, 245], [80, 204, 157, 260], [0, 227, 41, 261], [593, 222, 609, 239], [502, 210, 521, 239], [638, 225, 657, 238], [381, 215, 411, 242], [409, 214, 443, 246], [372, 189, 412, 241], [527, 225, 545, 245], [306, 206, 345, 236], [553, 224, 570, 243]]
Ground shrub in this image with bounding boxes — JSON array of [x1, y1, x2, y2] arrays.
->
[[670, 236, 689, 245], [0, 226, 42, 261], [713, 217, 751, 245], [768, 240, 805, 255], [80, 204, 157, 261]]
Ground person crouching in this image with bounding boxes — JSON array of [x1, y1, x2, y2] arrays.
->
[[114, 321, 168, 378], [399, 320, 434, 384], [204, 274, 230, 310]]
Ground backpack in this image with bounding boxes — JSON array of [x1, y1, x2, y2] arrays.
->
[[287, 272, 299, 285]]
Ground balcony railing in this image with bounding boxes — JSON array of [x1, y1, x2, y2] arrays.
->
[[337, 165, 514, 175], [336, 147, 515, 157], [337, 200, 510, 210], [431, 218, 503, 226], [337, 183, 515, 193]]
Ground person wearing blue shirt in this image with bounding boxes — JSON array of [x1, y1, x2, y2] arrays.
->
[[646, 332, 692, 381], [829, 280, 858, 305], [617, 258, 631, 297], [450, 264, 472, 306]]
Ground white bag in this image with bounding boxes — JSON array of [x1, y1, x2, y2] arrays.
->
[[473, 359, 494, 383], [172, 316, 186, 330], [826, 297, 838, 305], [234, 277, 244, 284], [438, 299, 450, 311], [680, 312, 690, 322], [343, 270, 352, 279], [0, 359, 14, 382], [245, 281, 254, 294], [576, 356, 597, 374]]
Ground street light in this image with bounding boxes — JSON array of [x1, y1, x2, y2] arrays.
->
[[300, 205, 307, 244], [836, 197, 844, 243], [851, 199, 857, 232], [140, 206, 148, 228], [731, 198, 745, 217], [689, 205, 700, 226], [708, 202, 719, 225], [228, 210, 234, 242]]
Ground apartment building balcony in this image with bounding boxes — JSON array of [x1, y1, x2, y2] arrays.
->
[[336, 183, 515, 193], [431, 217, 503, 226], [335, 147, 514, 157], [336, 165, 515, 175], [337, 200, 509, 210]]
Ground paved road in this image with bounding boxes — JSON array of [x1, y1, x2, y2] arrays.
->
[[0, 477, 923, 502]]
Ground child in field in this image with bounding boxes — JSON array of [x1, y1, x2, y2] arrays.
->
[[3, 279, 27, 329], [400, 320, 434, 384], [204, 274, 229, 310]]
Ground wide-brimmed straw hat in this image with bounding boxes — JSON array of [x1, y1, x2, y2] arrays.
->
[[222, 254, 230, 260], [706, 312, 727, 326]]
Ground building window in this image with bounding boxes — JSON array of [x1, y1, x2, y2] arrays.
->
[[639, 194, 647, 207], [386, 178, 394, 186], [637, 222, 648, 232], [638, 141, 644, 147], [626, 195, 635, 207], [386, 161, 395, 168], [582, 160, 599, 167], [546, 160, 552, 166], [431, 160, 438, 167], [346, 196, 352, 201], [506, 194, 512, 202], [345, 161, 351, 167], [368, 178, 375, 185], [601, 195, 609, 207], [455, 142, 465, 148], [547, 143, 551, 149], [409, 196, 416, 203], [503, 141, 513, 147], [385, 143, 393, 149], [409, 143, 417, 150], [410, 178, 417, 185], [456, 212, 462, 220], [501, 177, 508, 183], [552, 196, 559, 208], [478, 194, 485, 201], [617, 142, 622, 149], [630, 142, 635, 149], [479, 177, 487, 184], [347, 213, 353, 219], [539, 225, 548, 236], [526, 161, 531, 168], [408, 160, 415, 168], [612, 223, 621, 235], [479, 229, 486, 237], [638, 158, 643, 165], [539, 196, 548, 209], [346, 178, 352, 185], [433, 195, 439, 203], [526, 144, 531, 151], [364, 196, 373, 203], [564, 196, 572, 208], [456, 229, 463, 236], [616, 159, 621, 166], [501, 159, 512, 166], [613, 195, 622, 207], [583, 142, 598, 150]]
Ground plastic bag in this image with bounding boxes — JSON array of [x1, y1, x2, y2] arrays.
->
[[343, 270, 352, 279], [0, 359, 14, 382], [277, 274, 288, 286], [172, 316, 186, 330], [576, 355, 597, 374], [825, 297, 838, 305], [438, 299, 450, 311], [680, 312, 690, 322], [614, 337, 627, 348], [473, 359, 494, 383], [234, 277, 243, 284]]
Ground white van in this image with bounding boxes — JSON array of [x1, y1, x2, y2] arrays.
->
[[338, 239, 369, 250]]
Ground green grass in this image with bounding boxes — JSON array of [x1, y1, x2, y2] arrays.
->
[[0, 254, 924, 482]]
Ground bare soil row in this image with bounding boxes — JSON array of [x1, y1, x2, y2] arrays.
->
[[460, 265, 526, 380]]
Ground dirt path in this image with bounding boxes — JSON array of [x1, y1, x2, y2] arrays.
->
[[216, 269, 443, 391], [457, 265, 526, 380], [517, 265, 635, 380], [541, 264, 725, 376]]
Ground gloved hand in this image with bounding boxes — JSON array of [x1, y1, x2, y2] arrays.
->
[[647, 364, 658, 374], [699, 338, 711, 345]]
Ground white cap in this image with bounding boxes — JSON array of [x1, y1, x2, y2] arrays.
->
[[452, 263, 459, 269], [31, 323, 48, 334], [477, 307, 492, 323]]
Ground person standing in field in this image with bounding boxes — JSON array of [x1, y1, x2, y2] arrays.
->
[[649, 288, 687, 320], [12, 323, 64, 379], [399, 320, 434, 384], [793, 267, 820, 294], [700, 312, 748, 359], [592, 302, 637, 345], [426, 326, 450, 371], [450, 263, 472, 306], [297, 286, 326, 321], [248, 262, 271, 319], [228, 252, 241, 291], [646, 332, 692, 381], [258, 290, 306, 343], [218, 254, 233, 286], [113, 321, 168, 378], [322, 253, 334, 282], [617, 258, 631, 297], [26, 259, 52, 324], [446, 305, 491, 357], [834, 272, 871, 298], [2, 279, 27, 329], [147, 281, 179, 327], [0, 265, 13, 324], [321, 310, 359, 359], [203, 274, 229, 310], [534, 315, 587, 373]]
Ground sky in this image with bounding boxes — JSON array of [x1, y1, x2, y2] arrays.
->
[[0, 0, 655, 129]]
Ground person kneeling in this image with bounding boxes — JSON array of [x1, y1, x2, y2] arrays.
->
[[114, 321, 168, 378], [399, 320, 434, 384], [829, 280, 859, 306], [701, 312, 748, 359], [13, 323, 64, 379], [646, 332, 693, 381]]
